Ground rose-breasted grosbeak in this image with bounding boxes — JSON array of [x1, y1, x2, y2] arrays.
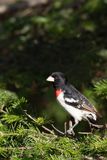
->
[[46, 72, 99, 135]]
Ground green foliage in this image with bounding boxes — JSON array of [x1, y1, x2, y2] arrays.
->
[[80, 135, 107, 156], [94, 80, 107, 98], [34, 117, 45, 126], [92, 79, 107, 120], [0, 89, 18, 112]]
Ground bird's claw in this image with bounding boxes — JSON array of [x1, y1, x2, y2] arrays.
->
[[66, 129, 75, 136]]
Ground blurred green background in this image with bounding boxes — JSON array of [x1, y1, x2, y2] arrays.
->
[[0, 0, 107, 130]]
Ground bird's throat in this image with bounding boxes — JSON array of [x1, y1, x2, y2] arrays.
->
[[55, 89, 63, 97]]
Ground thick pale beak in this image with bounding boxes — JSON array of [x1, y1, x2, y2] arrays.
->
[[46, 76, 55, 82]]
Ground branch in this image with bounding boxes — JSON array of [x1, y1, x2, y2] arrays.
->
[[90, 123, 107, 129], [24, 110, 107, 137], [0, 109, 6, 114], [42, 125, 54, 135], [23, 110, 54, 135], [78, 123, 107, 135], [51, 124, 65, 135], [78, 132, 92, 135], [1, 146, 33, 151]]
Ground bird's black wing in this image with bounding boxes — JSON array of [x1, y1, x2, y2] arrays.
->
[[64, 84, 97, 113]]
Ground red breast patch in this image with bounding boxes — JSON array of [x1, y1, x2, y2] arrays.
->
[[55, 89, 63, 97]]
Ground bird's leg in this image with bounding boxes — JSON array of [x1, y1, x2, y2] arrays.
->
[[67, 120, 75, 135], [64, 122, 67, 135], [67, 120, 79, 136]]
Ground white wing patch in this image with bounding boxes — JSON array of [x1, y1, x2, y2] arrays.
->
[[65, 98, 79, 103]]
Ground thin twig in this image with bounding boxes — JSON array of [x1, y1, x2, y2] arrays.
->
[[51, 124, 65, 135], [0, 109, 6, 114], [24, 110, 107, 137], [78, 132, 92, 135], [42, 125, 54, 134], [24, 110, 36, 122], [90, 123, 106, 129], [2, 146, 33, 151], [23, 110, 54, 134]]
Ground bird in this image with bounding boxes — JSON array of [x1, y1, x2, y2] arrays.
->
[[46, 72, 99, 135]]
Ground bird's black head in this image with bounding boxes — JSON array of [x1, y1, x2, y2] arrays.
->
[[46, 72, 67, 89]]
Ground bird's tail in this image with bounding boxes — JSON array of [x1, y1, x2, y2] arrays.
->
[[91, 113, 97, 121], [85, 112, 97, 121]]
